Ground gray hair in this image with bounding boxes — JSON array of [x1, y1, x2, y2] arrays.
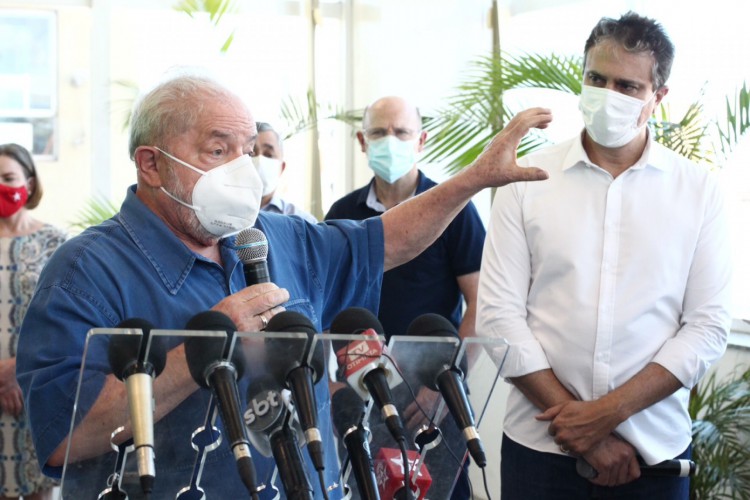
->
[[128, 75, 236, 159], [255, 122, 284, 154]]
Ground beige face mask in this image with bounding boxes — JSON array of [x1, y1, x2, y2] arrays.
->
[[156, 148, 264, 237]]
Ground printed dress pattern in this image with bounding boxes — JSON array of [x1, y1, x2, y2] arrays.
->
[[0, 224, 66, 496]]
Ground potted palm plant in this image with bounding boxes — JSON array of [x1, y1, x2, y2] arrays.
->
[[689, 364, 750, 499]]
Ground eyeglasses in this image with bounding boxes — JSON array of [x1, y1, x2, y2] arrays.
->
[[363, 127, 419, 142]]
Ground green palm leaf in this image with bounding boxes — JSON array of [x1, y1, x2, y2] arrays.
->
[[172, 0, 239, 52], [689, 367, 750, 499], [423, 52, 581, 172], [68, 196, 120, 232], [652, 98, 714, 166], [718, 82, 750, 156]]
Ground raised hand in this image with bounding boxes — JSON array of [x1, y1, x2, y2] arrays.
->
[[466, 107, 553, 188]]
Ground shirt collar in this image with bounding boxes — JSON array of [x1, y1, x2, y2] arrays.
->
[[118, 185, 240, 294], [364, 171, 423, 213], [563, 128, 674, 174], [264, 194, 285, 212]]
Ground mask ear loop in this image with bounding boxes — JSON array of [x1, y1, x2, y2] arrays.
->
[[154, 147, 207, 176], [154, 147, 208, 212], [159, 187, 203, 212]]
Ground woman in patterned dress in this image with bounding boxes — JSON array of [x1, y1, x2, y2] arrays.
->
[[0, 144, 65, 500]]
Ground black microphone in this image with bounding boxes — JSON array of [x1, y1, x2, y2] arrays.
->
[[331, 308, 408, 445], [244, 376, 313, 500], [265, 311, 326, 474], [406, 313, 487, 467], [107, 318, 167, 495], [331, 386, 380, 500], [183, 311, 259, 498], [576, 457, 697, 479], [236, 227, 270, 285]]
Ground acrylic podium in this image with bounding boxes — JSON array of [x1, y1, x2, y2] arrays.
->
[[60, 326, 507, 499]]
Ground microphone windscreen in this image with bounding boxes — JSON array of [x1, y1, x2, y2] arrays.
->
[[184, 311, 245, 388], [265, 311, 325, 383], [406, 313, 460, 390], [108, 318, 166, 380], [330, 307, 384, 336], [235, 227, 268, 264], [331, 386, 365, 437], [266, 310, 316, 336], [406, 313, 458, 339]]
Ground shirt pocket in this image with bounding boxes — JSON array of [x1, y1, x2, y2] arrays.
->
[[283, 298, 319, 327]]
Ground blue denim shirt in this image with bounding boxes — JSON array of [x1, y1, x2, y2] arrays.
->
[[17, 185, 384, 499]]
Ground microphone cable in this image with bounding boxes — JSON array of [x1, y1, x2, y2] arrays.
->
[[317, 468, 329, 500], [397, 436, 415, 500], [380, 351, 482, 499]]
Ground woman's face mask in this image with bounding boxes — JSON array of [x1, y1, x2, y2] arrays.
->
[[579, 85, 656, 148], [155, 147, 263, 237], [0, 184, 28, 218]]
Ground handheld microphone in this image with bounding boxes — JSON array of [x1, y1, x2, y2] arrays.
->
[[331, 307, 408, 445], [183, 311, 258, 498], [107, 318, 167, 495], [244, 376, 313, 500], [375, 448, 432, 500], [406, 313, 487, 467], [236, 227, 270, 285], [331, 386, 380, 500], [265, 311, 326, 473], [576, 457, 697, 479]]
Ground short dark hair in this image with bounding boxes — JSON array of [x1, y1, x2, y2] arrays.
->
[[584, 11, 675, 90], [0, 143, 43, 209]]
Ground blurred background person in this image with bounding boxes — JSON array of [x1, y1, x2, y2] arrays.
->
[[253, 121, 317, 223], [0, 143, 66, 500]]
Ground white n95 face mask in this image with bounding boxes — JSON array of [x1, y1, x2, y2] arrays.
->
[[156, 147, 263, 237], [251, 155, 283, 197], [579, 85, 655, 148]]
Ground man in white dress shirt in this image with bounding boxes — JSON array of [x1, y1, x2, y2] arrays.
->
[[476, 12, 732, 499]]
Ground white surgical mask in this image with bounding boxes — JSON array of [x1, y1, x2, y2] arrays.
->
[[251, 155, 283, 197], [579, 85, 655, 148], [366, 136, 417, 184], [156, 147, 263, 237]]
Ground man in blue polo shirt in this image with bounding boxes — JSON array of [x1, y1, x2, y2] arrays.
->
[[16, 76, 551, 499], [325, 96, 486, 499], [326, 96, 485, 341]]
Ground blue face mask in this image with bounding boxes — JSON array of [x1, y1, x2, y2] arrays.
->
[[366, 136, 417, 184]]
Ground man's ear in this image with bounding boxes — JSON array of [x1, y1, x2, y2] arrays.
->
[[356, 131, 367, 153], [280, 161, 287, 174], [654, 85, 669, 107], [417, 130, 428, 152], [133, 146, 162, 187]]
